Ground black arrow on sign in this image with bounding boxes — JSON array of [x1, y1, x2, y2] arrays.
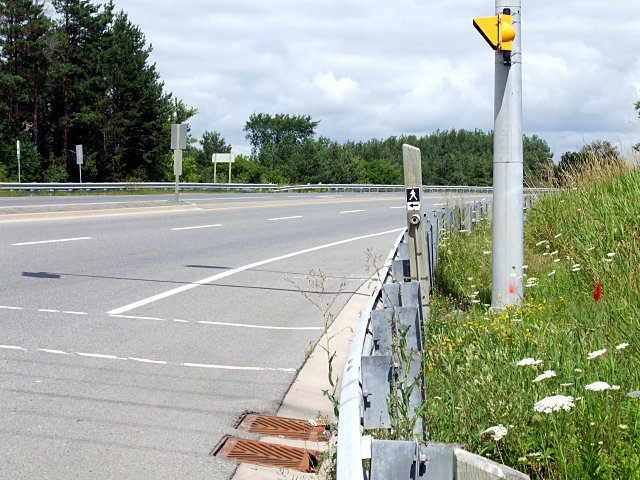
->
[[408, 203, 420, 209]]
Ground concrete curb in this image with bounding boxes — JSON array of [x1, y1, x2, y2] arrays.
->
[[231, 279, 376, 480]]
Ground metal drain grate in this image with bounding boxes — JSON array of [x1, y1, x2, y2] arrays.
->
[[211, 436, 321, 472], [236, 414, 331, 442]]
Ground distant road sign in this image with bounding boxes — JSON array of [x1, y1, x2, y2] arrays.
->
[[76, 145, 84, 165], [170, 124, 187, 150], [212, 153, 235, 163]]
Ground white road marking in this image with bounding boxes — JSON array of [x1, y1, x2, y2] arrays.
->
[[110, 314, 167, 322], [63, 311, 88, 316], [107, 227, 405, 315], [0, 306, 23, 310], [340, 210, 365, 214], [197, 320, 323, 331], [182, 362, 296, 373], [76, 352, 126, 360], [390, 206, 405, 209], [173, 319, 189, 323], [12, 237, 92, 246], [128, 357, 167, 364], [1, 345, 295, 372], [268, 216, 303, 221], [39, 309, 59, 313], [172, 224, 222, 231]]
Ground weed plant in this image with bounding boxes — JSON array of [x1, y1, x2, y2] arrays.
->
[[425, 161, 640, 479]]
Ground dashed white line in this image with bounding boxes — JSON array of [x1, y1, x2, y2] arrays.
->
[[268, 216, 303, 221], [0, 345, 294, 372], [63, 311, 88, 316], [197, 320, 323, 331], [107, 227, 404, 315], [12, 237, 92, 246], [38, 309, 59, 313], [0, 306, 23, 310], [110, 314, 167, 322], [76, 352, 126, 360], [128, 357, 168, 365], [390, 206, 405, 209], [340, 209, 365, 214], [173, 319, 190, 323], [172, 224, 222, 231]]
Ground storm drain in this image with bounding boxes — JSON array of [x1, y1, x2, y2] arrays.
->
[[211, 435, 321, 472], [236, 413, 331, 442]]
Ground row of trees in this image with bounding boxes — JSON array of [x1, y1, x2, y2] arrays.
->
[[0, 0, 194, 182]]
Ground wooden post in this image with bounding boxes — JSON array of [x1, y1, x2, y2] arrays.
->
[[402, 144, 430, 308]]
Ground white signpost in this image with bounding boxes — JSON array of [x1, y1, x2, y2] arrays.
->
[[171, 123, 188, 202], [212, 153, 235, 184], [76, 144, 84, 183], [16, 140, 21, 183]]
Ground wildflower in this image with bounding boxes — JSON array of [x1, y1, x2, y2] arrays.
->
[[554, 233, 562, 238], [585, 381, 620, 391], [547, 270, 556, 276], [550, 250, 559, 256], [593, 282, 601, 301], [560, 383, 573, 387], [535, 240, 548, 246], [607, 252, 616, 257], [533, 370, 556, 383], [483, 250, 491, 255], [603, 258, 613, 263], [616, 343, 629, 350], [517, 358, 543, 366], [587, 348, 607, 359], [526, 452, 542, 457], [619, 424, 629, 429], [523, 264, 529, 269], [433, 396, 442, 400], [534, 395, 575, 413], [553, 259, 560, 263], [482, 424, 508, 441], [587, 246, 595, 251]]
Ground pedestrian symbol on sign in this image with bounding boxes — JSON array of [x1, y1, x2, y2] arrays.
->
[[406, 188, 421, 211]]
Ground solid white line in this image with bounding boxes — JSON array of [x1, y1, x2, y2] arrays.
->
[[106, 227, 404, 315], [39, 349, 70, 355], [76, 352, 126, 360], [0, 306, 23, 310], [182, 362, 296, 372], [0, 345, 25, 350], [268, 216, 303, 221], [12, 237, 92, 246], [340, 210, 365, 214], [197, 320, 324, 331], [172, 224, 222, 231], [128, 357, 168, 364]]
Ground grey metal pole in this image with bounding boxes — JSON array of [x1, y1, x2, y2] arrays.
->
[[212, 154, 217, 183], [228, 160, 232, 184], [16, 140, 21, 183], [492, 0, 524, 308]]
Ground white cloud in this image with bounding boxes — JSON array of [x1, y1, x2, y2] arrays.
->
[[110, 0, 640, 158]]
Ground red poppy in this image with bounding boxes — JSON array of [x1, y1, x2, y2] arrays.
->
[[593, 282, 601, 301]]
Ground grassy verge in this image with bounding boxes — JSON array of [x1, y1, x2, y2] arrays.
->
[[424, 162, 640, 479]]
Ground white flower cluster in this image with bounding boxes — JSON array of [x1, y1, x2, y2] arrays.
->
[[534, 395, 575, 413], [587, 348, 607, 359], [532, 370, 556, 383], [482, 424, 508, 441], [517, 358, 543, 366], [585, 382, 620, 391]]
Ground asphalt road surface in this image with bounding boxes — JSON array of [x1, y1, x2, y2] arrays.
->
[[1, 192, 455, 479]]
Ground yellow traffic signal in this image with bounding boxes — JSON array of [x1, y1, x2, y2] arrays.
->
[[473, 12, 515, 52]]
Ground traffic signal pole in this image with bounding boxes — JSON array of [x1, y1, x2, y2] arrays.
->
[[492, 0, 523, 307]]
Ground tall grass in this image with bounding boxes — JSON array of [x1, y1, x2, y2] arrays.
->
[[424, 159, 640, 479]]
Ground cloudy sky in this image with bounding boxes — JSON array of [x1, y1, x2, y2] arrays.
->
[[111, 0, 640, 160]]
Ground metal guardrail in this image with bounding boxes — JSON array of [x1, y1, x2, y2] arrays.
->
[[337, 200, 530, 479], [0, 181, 556, 195]]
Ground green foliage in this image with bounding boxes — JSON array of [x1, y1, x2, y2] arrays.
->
[[426, 164, 640, 479], [556, 140, 623, 186]]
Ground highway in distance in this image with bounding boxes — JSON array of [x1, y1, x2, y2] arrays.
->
[[0, 192, 442, 479]]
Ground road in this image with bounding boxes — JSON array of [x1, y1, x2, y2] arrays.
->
[[0, 192, 450, 479]]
